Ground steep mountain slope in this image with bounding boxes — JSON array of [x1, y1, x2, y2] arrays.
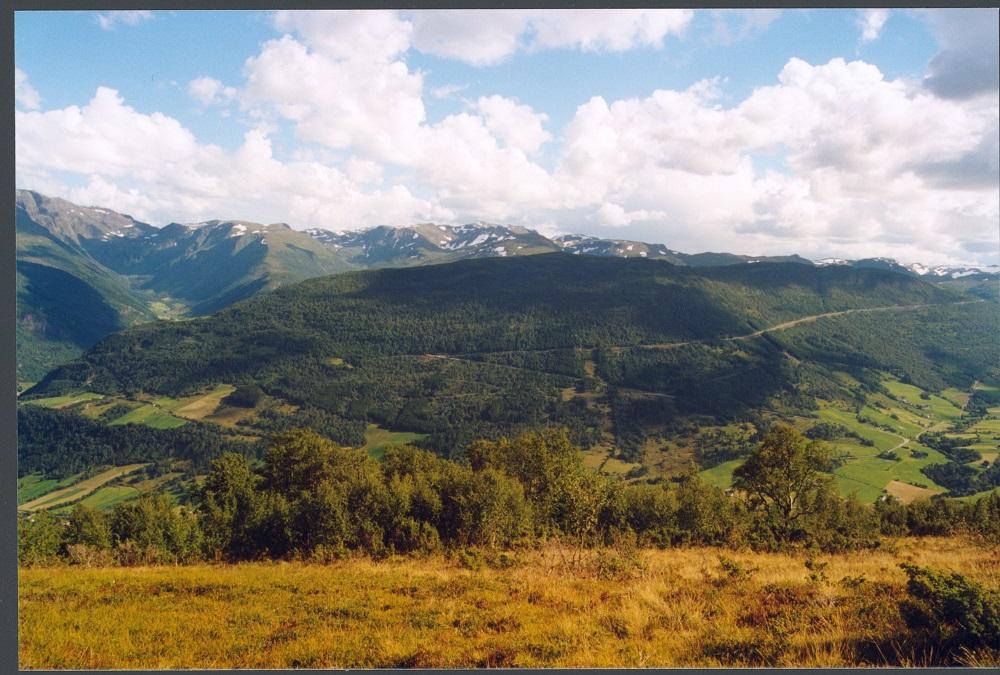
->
[[15, 194, 158, 381], [95, 219, 357, 315], [15, 191, 358, 378], [29, 254, 985, 458]]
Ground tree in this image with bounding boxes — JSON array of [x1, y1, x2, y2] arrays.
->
[[199, 452, 262, 560], [111, 494, 202, 563], [18, 511, 64, 565], [64, 505, 112, 551], [732, 424, 832, 544]]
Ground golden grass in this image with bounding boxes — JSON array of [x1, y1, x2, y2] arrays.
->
[[18, 537, 999, 669], [172, 385, 236, 421], [885, 480, 942, 504], [17, 464, 149, 513]]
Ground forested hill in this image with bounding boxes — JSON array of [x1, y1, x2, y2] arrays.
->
[[30, 253, 959, 399]]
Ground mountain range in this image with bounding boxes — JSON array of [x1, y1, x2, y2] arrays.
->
[[15, 188, 999, 381]]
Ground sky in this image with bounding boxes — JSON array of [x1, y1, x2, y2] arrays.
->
[[14, 8, 1000, 265]]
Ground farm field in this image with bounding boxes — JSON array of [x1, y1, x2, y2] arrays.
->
[[21, 391, 104, 410], [17, 464, 149, 513], [170, 384, 237, 420], [107, 404, 187, 429], [16, 473, 81, 505], [51, 472, 186, 513], [699, 458, 742, 491], [360, 424, 429, 460], [18, 537, 999, 669], [697, 372, 996, 502], [581, 447, 643, 477]]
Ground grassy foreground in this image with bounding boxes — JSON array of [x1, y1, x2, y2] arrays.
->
[[19, 537, 999, 669]]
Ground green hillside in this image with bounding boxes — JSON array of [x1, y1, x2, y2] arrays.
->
[[15, 191, 358, 378], [27, 254, 986, 462], [15, 210, 158, 381]]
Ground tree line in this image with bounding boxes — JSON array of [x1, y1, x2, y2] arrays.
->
[[18, 425, 1000, 566]]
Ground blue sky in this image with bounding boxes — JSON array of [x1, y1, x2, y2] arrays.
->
[[14, 9, 1000, 265]]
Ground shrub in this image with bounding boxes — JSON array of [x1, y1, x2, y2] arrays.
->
[[899, 563, 1000, 658], [18, 512, 64, 566]]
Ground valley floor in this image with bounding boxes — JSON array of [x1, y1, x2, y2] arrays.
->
[[19, 537, 999, 669]]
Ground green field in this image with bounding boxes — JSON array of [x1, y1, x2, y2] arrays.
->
[[858, 403, 926, 439], [16, 474, 81, 505], [699, 458, 742, 490], [22, 391, 105, 410], [816, 407, 902, 452], [18, 464, 150, 512], [696, 372, 979, 502], [883, 378, 964, 420], [56, 485, 141, 512], [360, 424, 428, 460], [107, 404, 187, 429]]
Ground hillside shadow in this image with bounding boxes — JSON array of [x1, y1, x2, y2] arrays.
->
[[16, 260, 121, 347], [347, 253, 754, 345]]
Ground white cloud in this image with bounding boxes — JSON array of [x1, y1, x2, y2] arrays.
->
[[528, 9, 693, 53], [242, 34, 427, 165], [474, 95, 551, 154], [410, 10, 529, 66], [14, 68, 40, 110], [553, 57, 997, 264], [16, 10, 999, 266], [858, 9, 889, 42], [15, 87, 450, 229], [273, 10, 411, 63], [431, 84, 467, 99], [408, 9, 692, 66], [95, 11, 153, 31], [187, 77, 237, 106], [246, 14, 559, 220]]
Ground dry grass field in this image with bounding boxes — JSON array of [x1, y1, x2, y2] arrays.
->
[[18, 537, 999, 669], [885, 479, 942, 504]]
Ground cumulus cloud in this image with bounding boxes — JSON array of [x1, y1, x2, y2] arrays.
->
[[922, 8, 999, 100], [273, 10, 411, 63], [15, 68, 40, 110], [409, 10, 529, 66], [15, 87, 450, 229], [474, 96, 551, 154], [553, 57, 997, 264], [16, 10, 999, 266], [409, 9, 692, 65], [858, 9, 889, 42], [528, 9, 693, 53], [95, 11, 153, 31], [242, 34, 426, 164], [187, 77, 237, 106]]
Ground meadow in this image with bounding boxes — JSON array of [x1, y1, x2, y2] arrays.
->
[[17, 464, 149, 513], [699, 374, 999, 503], [18, 537, 999, 669]]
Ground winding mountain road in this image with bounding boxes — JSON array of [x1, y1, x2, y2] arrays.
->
[[429, 299, 979, 358], [632, 301, 977, 352]]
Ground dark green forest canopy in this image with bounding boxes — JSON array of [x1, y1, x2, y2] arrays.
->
[[23, 254, 994, 462], [31, 254, 962, 393]]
